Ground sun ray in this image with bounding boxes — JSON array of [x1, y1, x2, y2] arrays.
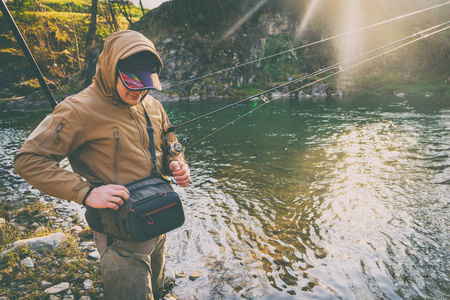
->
[[223, 0, 269, 40], [296, 0, 321, 39]]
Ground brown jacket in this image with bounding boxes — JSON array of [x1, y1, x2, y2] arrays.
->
[[14, 30, 184, 205]]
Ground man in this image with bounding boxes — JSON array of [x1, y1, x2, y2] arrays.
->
[[14, 30, 190, 299]]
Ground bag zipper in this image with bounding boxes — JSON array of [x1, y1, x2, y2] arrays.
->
[[40, 122, 65, 147], [129, 191, 177, 211], [140, 201, 177, 219]]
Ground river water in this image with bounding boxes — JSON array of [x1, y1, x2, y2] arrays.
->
[[1, 94, 449, 299]]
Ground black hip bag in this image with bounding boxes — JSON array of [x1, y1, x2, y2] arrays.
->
[[85, 104, 185, 242]]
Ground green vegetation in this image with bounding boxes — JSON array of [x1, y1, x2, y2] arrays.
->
[[261, 34, 299, 81], [232, 85, 266, 97], [1, 0, 449, 99], [0, 0, 146, 96], [352, 73, 449, 95]]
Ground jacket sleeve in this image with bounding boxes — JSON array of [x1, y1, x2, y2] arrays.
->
[[159, 103, 186, 176], [14, 101, 90, 204]]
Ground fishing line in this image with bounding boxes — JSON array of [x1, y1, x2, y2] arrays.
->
[[169, 1, 450, 88], [171, 20, 450, 136], [184, 22, 450, 149], [280, 24, 450, 100]]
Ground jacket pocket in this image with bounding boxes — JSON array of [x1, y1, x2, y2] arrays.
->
[[40, 121, 65, 148], [113, 128, 122, 184]]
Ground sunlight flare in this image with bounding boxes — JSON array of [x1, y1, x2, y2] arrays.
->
[[296, 0, 321, 39], [223, 0, 269, 39]]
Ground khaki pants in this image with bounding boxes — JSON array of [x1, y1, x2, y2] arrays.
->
[[94, 232, 166, 300]]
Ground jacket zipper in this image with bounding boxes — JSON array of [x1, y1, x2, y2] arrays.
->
[[113, 129, 121, 184], [128, 106, 134, 119], [130, 107, 152, 173], [41, 122, 65, 148]]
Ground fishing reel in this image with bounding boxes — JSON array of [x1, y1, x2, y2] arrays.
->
[[168, 142, 184, 156]]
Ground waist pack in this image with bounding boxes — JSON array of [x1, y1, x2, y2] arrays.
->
[[85, 175, 185, 242], [84, 103, 186, 242]]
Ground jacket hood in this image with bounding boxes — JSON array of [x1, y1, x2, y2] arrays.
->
[[92, 30, 163, 101]]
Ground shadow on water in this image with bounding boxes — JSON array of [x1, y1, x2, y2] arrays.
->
[[1, 95, 449, 299]]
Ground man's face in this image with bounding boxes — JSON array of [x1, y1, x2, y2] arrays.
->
[[116, 77, 147, 106]]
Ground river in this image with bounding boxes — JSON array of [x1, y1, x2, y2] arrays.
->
[[1, 94, 449, 299]]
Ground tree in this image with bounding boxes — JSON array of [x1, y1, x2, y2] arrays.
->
[[115, 0, 134, 25], [85, 0, 98, 49], [106, 0, 119, 31], [138, 0, 144, 15]]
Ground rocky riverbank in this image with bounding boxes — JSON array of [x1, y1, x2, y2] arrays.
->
[[0, 189, 103, 299], [0, 81, 336, 111], [0, 190, 203, 300]]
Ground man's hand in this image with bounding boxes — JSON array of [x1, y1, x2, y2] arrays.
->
[[169, 161, 191, 187], [84, 185, 130, 210]]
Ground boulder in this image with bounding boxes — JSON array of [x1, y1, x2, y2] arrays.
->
[[1, 232, 67, 257]]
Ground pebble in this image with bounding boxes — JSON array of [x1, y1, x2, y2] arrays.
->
[[41, 280, 53, 288], [49, 296, 59, 300], [79, 241, 95, 250], [34, 213, 47, 219], [164, 293, 178, 300], [83, 279, 93, 290], [88, 250, 100, 260], [0, 218, 5, 228], [70, 225, 83, 234], [65, 258, 79, 264], [20, 257, 35, 268], [175, 270, 188, 278], [189, 270, 205, 281], [38, 257, 53, 265], [44, 282, 70, 294]]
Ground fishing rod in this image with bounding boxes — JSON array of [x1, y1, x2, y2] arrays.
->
[[185, 22, 450, 149], [166, 20, 450, 135], [170, 1, 450, 88], [0, 0, 58, 109]]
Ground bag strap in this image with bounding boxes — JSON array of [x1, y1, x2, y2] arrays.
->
[[142, 104, 158, 176]]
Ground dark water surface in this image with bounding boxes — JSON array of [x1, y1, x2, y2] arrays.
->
[[1, 94, 449, 299]]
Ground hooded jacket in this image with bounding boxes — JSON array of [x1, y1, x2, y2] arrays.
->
[[14, 30, 185, 205]]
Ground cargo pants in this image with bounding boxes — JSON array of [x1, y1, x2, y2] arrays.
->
[[94, 232, 166, 300]]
